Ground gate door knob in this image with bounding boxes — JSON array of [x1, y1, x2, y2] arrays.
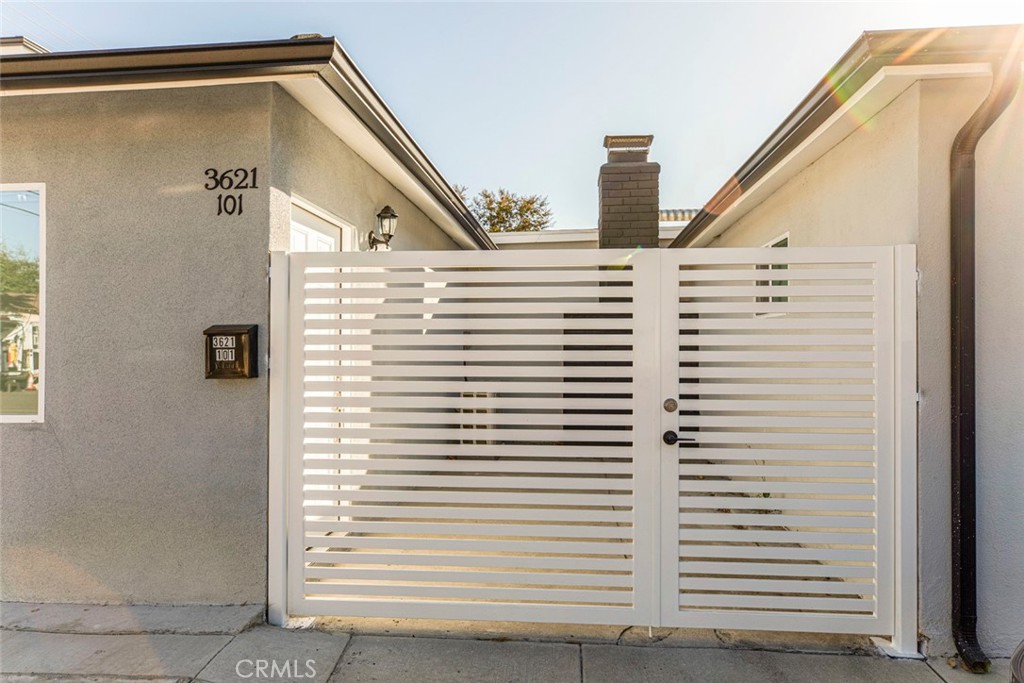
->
[[663, 430, 679, 446]]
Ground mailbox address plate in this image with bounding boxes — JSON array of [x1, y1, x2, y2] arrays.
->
[[204, 324, 258, 379]]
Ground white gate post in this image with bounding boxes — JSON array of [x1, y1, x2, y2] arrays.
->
[[631, 249, 662, 626], [267, 251, 290, 626], [874, 245, 921, 658]]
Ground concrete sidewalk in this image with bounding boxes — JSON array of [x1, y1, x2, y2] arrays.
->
[[0, 604, 1012, 682]]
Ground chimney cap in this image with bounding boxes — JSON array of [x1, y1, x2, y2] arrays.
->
[[603, 134, 653, 151]]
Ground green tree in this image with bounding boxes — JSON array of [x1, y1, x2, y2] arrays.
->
[[0, 244, 39, 295], [456, 186, 553, 232], [0, 244, 39, 317]]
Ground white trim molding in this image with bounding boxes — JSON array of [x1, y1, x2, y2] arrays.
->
[[0, 182, 45, 424]]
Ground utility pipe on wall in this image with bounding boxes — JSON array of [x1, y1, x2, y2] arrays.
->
[[949, 55, 1022, 674]]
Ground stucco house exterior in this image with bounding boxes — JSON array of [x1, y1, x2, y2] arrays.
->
[[1, 23, 1021, 668], [667, 24, 1024, 661], [0, 35, 492, 608]]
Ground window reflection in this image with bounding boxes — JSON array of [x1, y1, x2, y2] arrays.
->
[[1, 189, 41, 418]]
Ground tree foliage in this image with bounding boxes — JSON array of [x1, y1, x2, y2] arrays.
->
[[456, 186, 553, 233], [0, 244, 39, 295]]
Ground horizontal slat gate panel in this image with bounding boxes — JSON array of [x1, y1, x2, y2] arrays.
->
[[303, 474, 633, 491], [303, 442, 633, 458], [304, 317, 637, 331], [305, 567, 635, 588], [303, 427, 634, 442], [289, 249, 650, 625], [678, 545, 876, 562], [680, 562, 876, 579], [305, 380, 635, 394], [304, 583, 633, 604], [661, 247, 894, 635], [306, 520, 635, 539], [284, 246, 902, 637], [302, 459, 635, 474], [303, 505, 633, 522], [303, 285, 637, 299], [304, 552, 633, 571], [677, 496, 876, 511], [302, 334, 634, 347], [304, 536, 633, 555], [305, 395, 631, 409], [303, 411, 635, 426], [303, 350, 630, 366]]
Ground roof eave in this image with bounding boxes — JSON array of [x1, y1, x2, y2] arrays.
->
[[670, 23, 1024, 249], [0, 37, 495, 250]]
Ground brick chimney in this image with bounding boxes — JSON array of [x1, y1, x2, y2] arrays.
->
[[598, 135, 660, 249]]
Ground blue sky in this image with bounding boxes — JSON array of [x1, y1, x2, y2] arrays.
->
[[2, 2, 1022, 229], [0, 191, 41, 260]]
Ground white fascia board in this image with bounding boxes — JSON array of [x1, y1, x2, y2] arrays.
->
[[281, 76, 479, 250], [688, 62, 992, 248], [0, 72, 305, 97], [492, 225, 684, 245], [491, 229, 598, 245]]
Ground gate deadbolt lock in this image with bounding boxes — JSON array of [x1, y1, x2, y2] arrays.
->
[[663, 398, 678, 413], [663, 430, 679, 445]]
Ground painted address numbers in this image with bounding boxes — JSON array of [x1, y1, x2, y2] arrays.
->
[[204, 167, 258, 216]]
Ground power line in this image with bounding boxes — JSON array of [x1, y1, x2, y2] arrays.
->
[[1, 4, 78, 51], [0, 202, 40, 218], [27, 1, 101, 49]]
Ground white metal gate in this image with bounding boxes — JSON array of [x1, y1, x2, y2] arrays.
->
[[269, 246, 916, 651]]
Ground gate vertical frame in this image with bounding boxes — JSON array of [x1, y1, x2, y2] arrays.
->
[[875, 244, 920, 657], [874, 249, 897, 637], [268, 251, 289, 625], [631, 250, 662, 625], [286, 252, 310, 616], [657, 251, 682, 624]]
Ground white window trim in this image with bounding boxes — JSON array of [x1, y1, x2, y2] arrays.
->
[[1, 182, 45, 423], [290, 194, 356, 253], [755, 232, 789, 317], [762, 232, 790, 249]]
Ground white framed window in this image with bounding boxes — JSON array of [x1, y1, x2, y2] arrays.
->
[[756, 233, 789, 307], [289, 196, 355, 253], [1, 184, 45, 422]]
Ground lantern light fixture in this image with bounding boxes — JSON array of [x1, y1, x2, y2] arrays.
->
[[370, 205, 398, 250]]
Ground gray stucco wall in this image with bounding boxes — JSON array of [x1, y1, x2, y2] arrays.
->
[[0, 83, 274, 604], [267, 86, 458, 253], [0, 80, 464, 607], [710, 74, 1023, 656]]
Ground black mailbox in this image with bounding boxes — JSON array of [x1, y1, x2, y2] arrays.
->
[[203, 325, 258, 379]]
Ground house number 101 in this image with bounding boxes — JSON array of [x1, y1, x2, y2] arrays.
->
[[217, 193, 243, 216]]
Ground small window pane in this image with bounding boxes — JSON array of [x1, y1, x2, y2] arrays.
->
[[1, 189, 42, 418]]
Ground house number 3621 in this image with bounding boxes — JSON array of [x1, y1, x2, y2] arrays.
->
[[204, 167, 258, 216]]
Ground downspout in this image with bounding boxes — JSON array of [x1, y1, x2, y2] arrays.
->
[[949, 55, 1022, 674]]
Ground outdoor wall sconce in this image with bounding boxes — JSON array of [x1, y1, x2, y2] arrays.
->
[[370, 205, 398, 250]]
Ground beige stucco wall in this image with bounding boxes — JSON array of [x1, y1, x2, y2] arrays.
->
[[708, 73, 1023, 656], [972, 79, 1024, 657], [0, 81, 463, 606], [267, 86, 458, 253]]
